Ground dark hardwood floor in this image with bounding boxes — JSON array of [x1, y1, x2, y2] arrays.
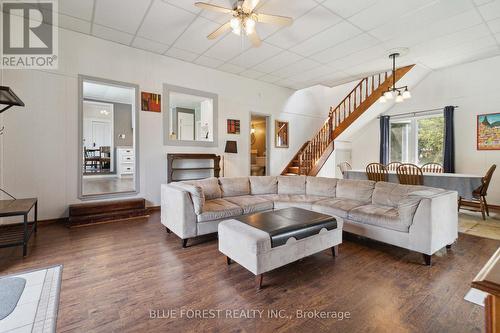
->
[[0, 212, 497, 332]]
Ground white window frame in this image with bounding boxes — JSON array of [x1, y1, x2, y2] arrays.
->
[[389, 112, 443, 166]]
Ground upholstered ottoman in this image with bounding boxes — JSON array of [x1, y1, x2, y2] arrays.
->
[[218, 208, 343, 289]]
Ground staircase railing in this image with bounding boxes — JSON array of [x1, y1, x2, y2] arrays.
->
[[282, 65, 414, 176]]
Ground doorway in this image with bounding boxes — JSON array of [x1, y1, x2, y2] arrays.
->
[[250, 114, 270, 176]]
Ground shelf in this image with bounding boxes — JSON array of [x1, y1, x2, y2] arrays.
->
[[0, 222, 35, 248]]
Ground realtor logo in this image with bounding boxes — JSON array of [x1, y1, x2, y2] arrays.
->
[[2, 0, 58, 69]]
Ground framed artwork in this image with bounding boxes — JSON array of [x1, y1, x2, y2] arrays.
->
[[227, 119, 240, 134], [275, 120, 289, 148], [141, 92, 161, 112], [477, 113, 500, 150]]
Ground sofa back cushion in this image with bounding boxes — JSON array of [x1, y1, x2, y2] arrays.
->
[[219, 177, 250, 197], [187, 177, 221, 200], [372, 182, 426, 207], [277, 176, 306, 195], [336, 179, 375, 203], [249, 176, 278, 195], [172, 182, 205, 214], [306, 176, 337, 197]]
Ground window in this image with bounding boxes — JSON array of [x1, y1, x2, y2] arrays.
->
[[389, 113, 444, 165]]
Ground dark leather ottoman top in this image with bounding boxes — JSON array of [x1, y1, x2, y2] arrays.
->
[[236, 207, 337, 248]]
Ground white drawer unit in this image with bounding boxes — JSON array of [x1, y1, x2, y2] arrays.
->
[[117, 147, 135, 177]]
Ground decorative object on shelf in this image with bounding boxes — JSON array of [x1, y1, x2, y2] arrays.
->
[[223, 140, 238, 177], [477, 113, 500, 150], [195, 0, 293, 47], [379, 52, 411, 104], [227, 119, 240, 134], [141, 91, 161, 112], [275, 120, 289, 148], [167, 153, 221, 183]]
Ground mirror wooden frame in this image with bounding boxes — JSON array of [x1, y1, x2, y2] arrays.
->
[[275, 120, 289, 148]]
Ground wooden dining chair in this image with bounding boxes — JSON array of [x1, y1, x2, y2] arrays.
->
[[366, 163, 388, 182], [458, 164, 496, 220], [397, 163, 424, 185], [421, 162, 444, 173], [386, 162, 402, 172], [337, 161, 352, 176]]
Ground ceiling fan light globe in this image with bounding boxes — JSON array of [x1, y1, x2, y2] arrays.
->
[[402, 90, 411, 99], [395, 93, 404, 103], [383, 91, 394, 99], [379, 96, 387, 103], [230, 17, 241, 30], [232, 27, 241, 35]]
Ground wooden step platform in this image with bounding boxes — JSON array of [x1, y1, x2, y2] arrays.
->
[[68, 198, 148, 227]]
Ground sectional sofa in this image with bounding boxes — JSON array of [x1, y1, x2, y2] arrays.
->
[[161, 176, 458, 265]]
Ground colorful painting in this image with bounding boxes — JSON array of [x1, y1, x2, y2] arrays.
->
[[477, 113, 500, 150], [141, 92, 161, 112], [227, 119, 240, 134]]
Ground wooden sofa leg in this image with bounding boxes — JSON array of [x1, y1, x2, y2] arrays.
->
[[182, 239, 188, 248], [446, 244, 452, 250], [165, 227, 171, 234], [255, 274, 263, 290], [332, 245, 339, 257], [423, 254, 432, 266], [226, 256, 232, 265]]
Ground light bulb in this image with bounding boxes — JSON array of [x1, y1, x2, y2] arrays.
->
[[245, 17, 256, 34], [230, 17, 241, 30], [395, 92, 404, 103], [232, 27, 241, 35], [383, 91, 394, 99], [402, 89, 411, 99], [379, 95, 387, 103]]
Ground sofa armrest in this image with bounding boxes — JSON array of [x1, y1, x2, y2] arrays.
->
[[161, 184, 197, 239], [409, 190, 458, 255]]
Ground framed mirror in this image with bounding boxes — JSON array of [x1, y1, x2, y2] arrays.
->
[[78, 75, 140, 199], [275, 120, 289, 148], [163, 84, 218, 147]]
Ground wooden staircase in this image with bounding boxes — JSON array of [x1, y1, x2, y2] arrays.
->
[[281, 65, 415, 176]]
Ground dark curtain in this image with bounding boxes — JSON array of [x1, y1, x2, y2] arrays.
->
[[379, 116, 390, 164], [443, 106, 455, 173]]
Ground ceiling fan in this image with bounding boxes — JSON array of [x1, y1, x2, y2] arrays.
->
[[194, 0, 293, 47]]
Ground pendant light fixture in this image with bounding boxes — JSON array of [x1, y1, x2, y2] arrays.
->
[[379, 52, 411, 104]]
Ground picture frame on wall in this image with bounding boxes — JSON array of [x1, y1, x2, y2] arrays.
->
[[227, 119, 240, 134], [141, 92, 161, 112], [477, 113, 500, 150]]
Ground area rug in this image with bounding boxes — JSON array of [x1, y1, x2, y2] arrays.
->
[[0, 265, 62, 333], [0, 277, 26, 320], [459, 211, 500, 241]]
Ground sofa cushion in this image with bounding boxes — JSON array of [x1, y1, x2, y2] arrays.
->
[[187, 177, 221, 200], [272, 194, 330, 210], [219, 177, 250, 197], [312, 198, 366, 218], [249, 176, 278, 195], [197, 199, 243, 223], [224, 195, 273, 214], [336, 179, 375, 203], [348, 204, 410, 233], [306, 176, 337, 197], [171, 182, 205, 214], [277, 175, 306, 195], [372, 182, 426, 207]]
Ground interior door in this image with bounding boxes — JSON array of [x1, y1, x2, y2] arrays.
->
[[178, 112, 195, 140], [92, 121, 111, 147]]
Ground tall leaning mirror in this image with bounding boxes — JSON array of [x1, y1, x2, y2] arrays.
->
[[78, 75, 140, 199], [163, 84, 218, 147]]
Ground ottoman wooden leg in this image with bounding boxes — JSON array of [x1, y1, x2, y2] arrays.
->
[[255, 274, 263, 290], [182, 239, 188, 248], [226, 256, 232, 265], [332, 245, 339, 257]]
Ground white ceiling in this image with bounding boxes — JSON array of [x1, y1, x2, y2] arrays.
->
[[57, 0, 500, 90]]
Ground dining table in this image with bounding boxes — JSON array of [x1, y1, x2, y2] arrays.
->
[[344, 169, 483, 200]]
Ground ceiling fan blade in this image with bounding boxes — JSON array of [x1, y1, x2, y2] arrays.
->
[[256, 13, 293, 26], [195, 2, 234, 14], [207, 21, 231, 40], [242, 0, 260, 12], [248, 30, 262, 47]]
